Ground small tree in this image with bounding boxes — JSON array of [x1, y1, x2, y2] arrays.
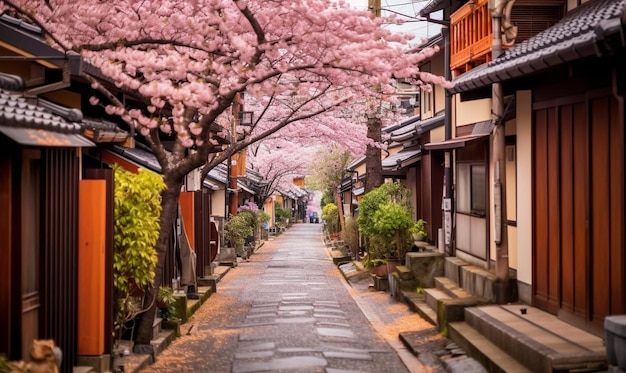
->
[[224, 213, 254, 251], [372, 202, 413, 259], [357, 183, 412, 239], [274, 202, 292, 228], [322, 203, 340, 235]]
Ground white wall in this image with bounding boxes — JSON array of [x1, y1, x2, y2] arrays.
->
[[454, 96, 492, 127], [516, 90, 533, 291]]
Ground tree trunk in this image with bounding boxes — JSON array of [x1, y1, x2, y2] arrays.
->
[[133, 182, 183, 351], [365, 116, 383, 193]]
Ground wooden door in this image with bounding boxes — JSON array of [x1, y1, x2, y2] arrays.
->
[[533, 93, 624, 335]]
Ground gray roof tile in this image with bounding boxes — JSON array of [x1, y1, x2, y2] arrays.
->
[[0, 89, 82, 134]]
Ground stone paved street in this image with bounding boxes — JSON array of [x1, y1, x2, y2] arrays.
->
[[140, 223, 441, 373]]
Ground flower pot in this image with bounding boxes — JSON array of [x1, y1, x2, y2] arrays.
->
[[374, 263, 388, 277], [412, 233, 425, 241]]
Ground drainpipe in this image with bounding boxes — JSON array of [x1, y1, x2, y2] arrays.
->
[[442, 26, 454, 257], [490, 0, 510, 304]]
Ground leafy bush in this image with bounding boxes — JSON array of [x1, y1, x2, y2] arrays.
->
[[274, 202, 292, 227], [409, 219, 428, 239], [113, 166, 165, 294], [357, 183, 414, 260], [112, 165, 166, 336], [372, 201, 413, 259], [322, 203, 340, 234], [224, 213, 254, 249], [341, 216, 360, 258], [357, 183, 412, 239]]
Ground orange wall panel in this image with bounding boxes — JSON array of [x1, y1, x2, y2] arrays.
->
[[78, 180, 106, 355], [179, 192, 195, 250]]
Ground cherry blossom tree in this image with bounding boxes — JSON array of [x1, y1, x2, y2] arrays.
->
[[1, 0, 451, 349]]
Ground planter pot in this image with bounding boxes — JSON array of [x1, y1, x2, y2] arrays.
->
[[412, 234, 425, 241], [374, 263, 388, 277], [386, 258, 401, 274]]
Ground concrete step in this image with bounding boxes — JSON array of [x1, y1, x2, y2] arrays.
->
[[152, 317, 162, 340], [448, 321, 533, 373], [460, 265, 497, 302], [444, 256, 470, 284], [423, 287, 449, 313], [72, 366, 95, 373], [464, 305, 607, 373], [400, 290, 437, 327], [434, 276, 472, 299]]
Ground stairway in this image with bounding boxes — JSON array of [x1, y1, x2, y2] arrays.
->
[[399, 256, 608, 372]]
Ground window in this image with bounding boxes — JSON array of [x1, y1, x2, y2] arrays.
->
[[456, 163, 486, 216]]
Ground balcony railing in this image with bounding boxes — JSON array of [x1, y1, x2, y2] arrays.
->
[[450, 0, 493, 77]]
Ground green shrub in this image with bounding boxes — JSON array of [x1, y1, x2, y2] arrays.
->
[[342, 216, 360, 258], [224, 213, 254, 249], [112, 165, 166, 336], [372, 201, 413, 259], [322, 203, 340, 234], [357, 183, 414, 259], [274, 202, 291, 227]]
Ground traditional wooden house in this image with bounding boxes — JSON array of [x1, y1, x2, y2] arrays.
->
[[415, 0, 625, 370], [0, 15, 99, 372]]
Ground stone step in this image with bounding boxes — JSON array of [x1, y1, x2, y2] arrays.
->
[[460, 265, 497, 302], [423, 287, 449, 313], [394, 265, 413, 281], [152, 317, 162, 340], [464, 305, 607, 372], [443, 256, 470, 284], [72, 366, 96, 373], [448, 321, 533, 373], [434, 276, 472, 299], [400, 290, 437, 327]]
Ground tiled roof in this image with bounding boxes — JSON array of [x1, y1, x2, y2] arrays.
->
[[451, 0, 626, 94], [0, 89, 82, 134]]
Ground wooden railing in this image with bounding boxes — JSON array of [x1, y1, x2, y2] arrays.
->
[[450, 0, 493, 77]]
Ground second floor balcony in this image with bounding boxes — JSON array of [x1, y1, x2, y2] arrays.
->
[[450, 0, 566, 77]]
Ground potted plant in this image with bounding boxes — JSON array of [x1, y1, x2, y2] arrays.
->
[[371, 201, 413, 261], [156, 286, 178, 321], [357, 183, 414, 275], [224, 213, 254, 258], [410, 219, 428, 241]]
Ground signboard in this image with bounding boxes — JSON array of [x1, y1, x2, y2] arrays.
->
[[444, 211, 452, 245]]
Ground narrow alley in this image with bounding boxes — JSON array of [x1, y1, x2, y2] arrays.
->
[[139, 223, 445, 373]]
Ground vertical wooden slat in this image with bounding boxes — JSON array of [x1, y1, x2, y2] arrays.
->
[[559, 105, 574, 314], [533, 108, 549, 309], [572, 101, 588, 319], [609, 95, 625, 315], [590, 97, 611, 327], [41, 148, 79, 373], [546, 107, 560, 314]]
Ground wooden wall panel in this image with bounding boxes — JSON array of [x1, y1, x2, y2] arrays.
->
[[84, 168, 114, 354], [559, 105, 574, 314], [572, 102, 588, 319], [590, 97, 611, 327], [41, 148, 79, 373], [180, 192, 195, 250], [608, 95, 625, 315], [533, 108, 549, 308], [546, 107, 560, 314], [77, 180, 106, 355]]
